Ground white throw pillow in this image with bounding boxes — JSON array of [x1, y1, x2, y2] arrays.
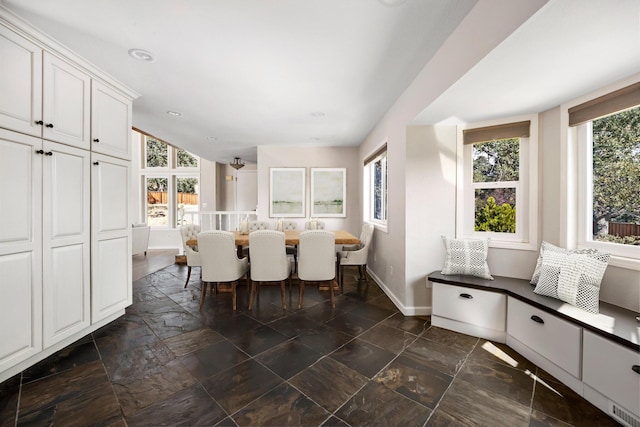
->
[[530, 241, 597, 285], [534, 250, 610, 313], [441, 236, 493, 280]]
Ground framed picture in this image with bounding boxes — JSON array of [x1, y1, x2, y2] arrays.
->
[[270, 168, 306, 217], [311, 168, 346, 217]]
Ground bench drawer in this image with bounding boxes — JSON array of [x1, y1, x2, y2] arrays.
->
[[433, 283, 506, 331], [507, 297, 582, 377], [583, 330, 640, 417]]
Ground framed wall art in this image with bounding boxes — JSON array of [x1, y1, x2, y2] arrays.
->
[[270, 167, 306, 217], [310, 167, 346, 217]]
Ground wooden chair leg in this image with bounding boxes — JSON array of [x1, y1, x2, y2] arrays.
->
[[329, 280, 335, 308], [298, 280, 305, 309], [363, 265, 369, 284], [184, 266, 192, 288], [280, 280, 286, 310], [248, 280, 256, 310], [199, 281, 208, 311], [232, 281, 237, 311]]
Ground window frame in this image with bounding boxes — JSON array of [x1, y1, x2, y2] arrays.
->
[[457, 115, 538, 250], [363, 142, 388, 232]]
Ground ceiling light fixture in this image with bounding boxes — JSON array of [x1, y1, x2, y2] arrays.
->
[[166, 110, 182, 117], [128, 48, 156, 62], [206, 136, 217, 141], [229, 157, 245, 170], [310, 111, 325, 117]]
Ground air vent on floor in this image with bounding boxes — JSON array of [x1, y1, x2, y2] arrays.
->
[[610, 402, 640, 427]]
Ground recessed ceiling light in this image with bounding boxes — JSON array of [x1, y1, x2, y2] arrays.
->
[[128, 48, 156, 62], [310, 111, 325, 118], [166, 110, 182, 117], [309, 137, 320, 142], [206, 136, 217, 141], [378, 0, 409, 6]]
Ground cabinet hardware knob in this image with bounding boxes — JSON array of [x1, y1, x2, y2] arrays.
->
[[35, 149, 44, 154], [45, 123, 54, 128], [44, 151, 53, 156], [460, 293, 473, 299], [93, 138, 100, 142], [530, 315, 544, 324], [633, 365, 640, 374], [93, 161, 99, 166], [35, 120, 44, 125]]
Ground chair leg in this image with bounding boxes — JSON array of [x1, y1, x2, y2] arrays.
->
[[329, 280, 335, 308], [184, 266, 192, 288], [280, 280, 286, 310], [232, 281, 237, 311], [293, 253, 297, 274], [298, 280, 305, 309], [199, 281, 208, 311], [248, 280, 256, 310], [363, 265, 369, 284], [338, 265, 344, 293]]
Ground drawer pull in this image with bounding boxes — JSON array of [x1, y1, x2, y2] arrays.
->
[[530, 315, 544, 324], [459, 293, 473, 299], [633, 365, 640, 374]]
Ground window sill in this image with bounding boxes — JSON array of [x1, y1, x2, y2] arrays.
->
[[607, 255, 640, 271]]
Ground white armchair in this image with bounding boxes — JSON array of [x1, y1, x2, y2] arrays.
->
[[297, 230, 336, 309], [248, 230, 292, 310], [248, 221, 270, 231], [304, 220, 325, 230], [180, 224, 201, 288], [338, 223, 374, 292], [132, 223, 150, 256], [198, 231, 249, 311]]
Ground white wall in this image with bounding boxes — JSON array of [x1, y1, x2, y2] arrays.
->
[[257, 145, 360, 234]]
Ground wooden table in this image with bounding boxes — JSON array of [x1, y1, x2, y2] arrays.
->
[[186, 229, 360, 249]]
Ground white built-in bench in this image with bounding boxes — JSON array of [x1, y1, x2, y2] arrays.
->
[[427, 271, 640, 426]]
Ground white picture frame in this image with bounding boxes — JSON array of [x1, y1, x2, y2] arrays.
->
[[270, 167, 306, 217], [311, 167, 346, 217]]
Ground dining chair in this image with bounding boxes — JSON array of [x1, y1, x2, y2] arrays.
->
[[281, 220, 298, 272], [248, 220, 270, 231], [179, 224, 201, 288], [197, 230, 249, 311], [338, 223, 374, 292], [297, 230, 336, 308], [304, 220, 325, 230], [248, 230, 293, 310]]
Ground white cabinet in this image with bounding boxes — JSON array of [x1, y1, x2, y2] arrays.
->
[[0, 130, 43, 373], [0, 26, 43, 137], [42, 141, 91, 347], [91, 81, 132, 160], [91, 153, 131, 323], [583, 330, 640, 418], [432, 283, 506, 342], [42, 52, 91, 149]]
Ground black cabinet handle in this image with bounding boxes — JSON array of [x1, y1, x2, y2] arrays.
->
[[460, 293, 473, 299], [93, 139, 100, 142], [531, 315, 544, 324], [44, 151, 53, 156], [45, 123, 54, 128], [633, 365, 640, 374], [35, 149, 44, 154], [35, 120, 44, 125], [93, 161, 99, 166]]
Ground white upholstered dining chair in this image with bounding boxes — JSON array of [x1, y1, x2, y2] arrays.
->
[[197, 230, 249, 311], [338, 223, 374, 292], [297, 230, 336, 309], [179, 224, 201, 288], [248, 230, 293, 310], [304, 220, 325, 230]]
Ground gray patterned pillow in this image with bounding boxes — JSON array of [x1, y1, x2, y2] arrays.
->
[[533, 250, 610, 313], [530, 242, 597, 285], [441, 236, 493, 280]]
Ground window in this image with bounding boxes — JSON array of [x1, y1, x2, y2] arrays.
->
[[458, 117, 538, 249], [139, 133, 200, 227], [364, 143, 388, 230], [572, 82, 640, 263]]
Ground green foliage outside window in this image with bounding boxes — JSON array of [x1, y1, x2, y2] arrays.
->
[[475, 196, 516, 233]]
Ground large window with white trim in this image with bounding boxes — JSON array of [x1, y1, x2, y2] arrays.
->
[[458, 117, 538, 249], [572, 81, 640, 263], [363, 143, 388, 230]]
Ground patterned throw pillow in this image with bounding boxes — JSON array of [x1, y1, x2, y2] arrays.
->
[[441, 236, 493, 280], [530, 242, 598, 285], [533, 250, 610, 313]]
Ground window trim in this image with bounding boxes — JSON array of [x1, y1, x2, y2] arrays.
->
[[363, 141, 388, 232], [456, 114, 538, 250]]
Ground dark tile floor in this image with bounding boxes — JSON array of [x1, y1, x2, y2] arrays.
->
[[0, 263, 620, 426]]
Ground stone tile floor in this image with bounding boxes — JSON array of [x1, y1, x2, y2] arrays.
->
[[0, 263, 619, 426]]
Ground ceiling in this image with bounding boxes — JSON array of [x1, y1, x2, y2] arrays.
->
[[2, 0, 639, 164], [0, 0, 477, 163]]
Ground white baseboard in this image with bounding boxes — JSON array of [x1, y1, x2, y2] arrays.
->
[[367, 269, 432, 316]]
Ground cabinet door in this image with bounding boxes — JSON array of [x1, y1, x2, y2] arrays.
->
[[0, 26, 43, 137], [91, 153, 131, 322], [91, 81, 132, 160], [42, 141, 90, 347], [42, 52, 90, 149], [0, 129, 42, 372]]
